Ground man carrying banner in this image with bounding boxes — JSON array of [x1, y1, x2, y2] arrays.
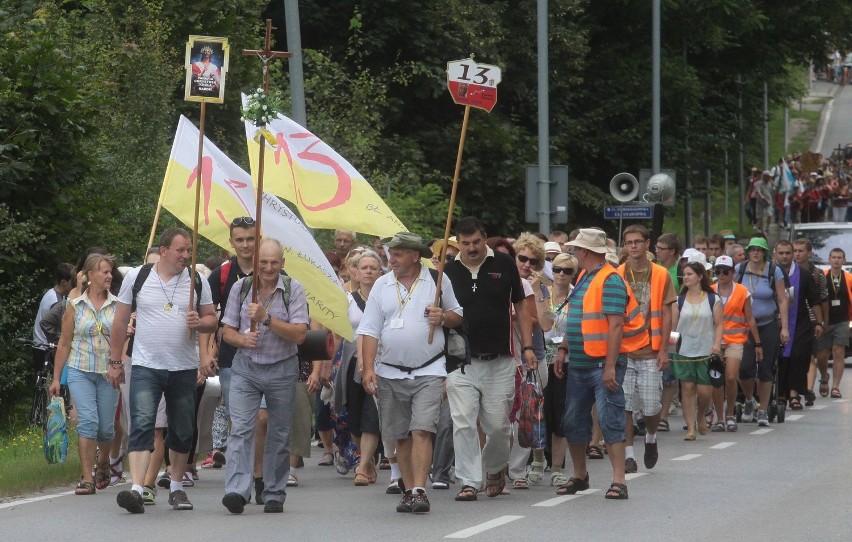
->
[[358, 232, 463, 513]]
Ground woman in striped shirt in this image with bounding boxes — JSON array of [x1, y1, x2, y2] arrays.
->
[[50, 253, 120, 495]]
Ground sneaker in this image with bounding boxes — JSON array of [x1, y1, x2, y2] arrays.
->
[[757, 409, 769, 427], [157, 471, 171, 489], [254, 476, 265, 505], [264, 499, 283, 513], [168, 489, 193, 510], [287, 473, 298, 487], [386, 479, 402, 494], [189, 467, 199, 481], [431, 480, 449, 490], [410, 489, 431, 513], [625, 457, 638, 474], [142, 486, 156, 505], [222, 492, 246, 514], [396, 490, 413, 513], [550, 471, 568, 486], [643, 441, 659, 469], [742, 398, 756, 423], [116, 489, 145, 514], [181, 472, 194, 487]]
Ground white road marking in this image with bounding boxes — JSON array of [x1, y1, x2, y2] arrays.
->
[[445, 515, 524, 539], [810, 405, 827, 410], [785, 414, 804, 421], [750, 428, 773, 435], [816, 97, 834, 153], [531, 488, 600, 507], [710, 442, 736, 450], [0, 491, 75, 510], [625, 472, 648, 481], [832, 399, 847, 403], [672, 454, 702, 461]]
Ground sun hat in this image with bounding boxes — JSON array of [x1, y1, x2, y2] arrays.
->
[[714, 255, 734, 269], [565, 229, 609, 254], [745, 237, 769, 253], [681, 248, 700, 261], [719, 229, 736, 240], [544, 241, 562, 254], [687, 251, 712, 270], [382, 232, 433, 258], [430, 236, 459, 256]]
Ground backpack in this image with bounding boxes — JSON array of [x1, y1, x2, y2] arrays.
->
[[126, 263, 203, 355], [735, 261, 791, 311], [427, 268, 471, 373], [237, 273, 292, 311], [676, 290, 717, 312]]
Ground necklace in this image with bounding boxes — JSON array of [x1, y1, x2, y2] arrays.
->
[[689, 290, 705, 327], [358, 287, 370, 301], [154, 264, 181, 311], [629, 264, 650, 300]]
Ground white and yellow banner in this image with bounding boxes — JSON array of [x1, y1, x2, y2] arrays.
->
[[162, 116, 352, 339], [242, 96, 406, 237]]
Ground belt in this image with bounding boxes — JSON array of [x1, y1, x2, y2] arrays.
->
[[472, 353, 500, 361]]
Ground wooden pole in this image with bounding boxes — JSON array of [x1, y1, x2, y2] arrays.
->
[[429, 105, 471, 343], [146, 182, 167, 256], [188, 101, 206, 336]]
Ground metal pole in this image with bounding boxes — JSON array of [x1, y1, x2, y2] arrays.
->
[[652, 0, 661, 174], [738, 75, 745, 232], [704, 168, 711, 235], [783, 106, 789, 154], [724, 149, 729, 215], [763, 80, 769, 170], [537, 0, 550, 233], [685, 171, 693, 246], [284, 0, 307, 128]]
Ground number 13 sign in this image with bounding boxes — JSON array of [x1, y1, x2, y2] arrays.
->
[[447, 58, 502, 112]]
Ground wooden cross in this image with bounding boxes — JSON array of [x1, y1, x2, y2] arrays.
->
[[242, 19, 292, 94], [242, 18, 292, 330]]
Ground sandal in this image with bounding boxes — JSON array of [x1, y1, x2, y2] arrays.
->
[[455, 485, 478, 501], [353, 472, 369, 486], [75, 480, 96, 495], [528, 460, 545, 484], [789, 396, 803, 410], [819, 379, 829, 397], [587, 445, 604, 460], [711, 422, 725, 432], [725, 416, 738, 432], [512, 478, 529, 489], [604, 482, 628, 500], [831, 388, 842, 399], [657, 419, 670, 432], [555, 472, 589, 496], [484, 470, 506, 498], [318, 452, 335, 466], [94, 463, 111, 490], [804, 390, 816, 407]]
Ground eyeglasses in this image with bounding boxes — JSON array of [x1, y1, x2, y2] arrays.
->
[[517, 254, 541, 266], [656, 245, 672, 251], [714, 267, 732, 276], [552, 266, 574, 275], [624, 239, 647, 246], [230, 216, 256, 227]]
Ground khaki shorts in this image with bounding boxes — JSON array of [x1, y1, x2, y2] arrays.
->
[[722, 342, 744, 362], [376, 376, 444, 441], [290, 382, 316, 458]]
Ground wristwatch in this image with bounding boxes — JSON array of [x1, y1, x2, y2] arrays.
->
[[262, 313, 272, 327]]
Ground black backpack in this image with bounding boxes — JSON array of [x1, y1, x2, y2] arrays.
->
[[676, 290, 717, 312], [735, 261, 790, 313], [126, 264, 203, 356]]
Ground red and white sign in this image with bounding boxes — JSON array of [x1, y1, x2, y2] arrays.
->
[[446, 59, 502, 112]]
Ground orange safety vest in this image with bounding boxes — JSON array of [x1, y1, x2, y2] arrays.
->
[[617, 262, 670, 351], [580, 265, 649, 357], [824, 269, 852, 320], [712, 282, 750, 344]]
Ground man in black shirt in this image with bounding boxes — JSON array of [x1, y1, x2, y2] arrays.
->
[[815, 248, 849, 399], [443, 217, 536, 501]]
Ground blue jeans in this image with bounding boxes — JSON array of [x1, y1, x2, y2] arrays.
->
[[66, 367, 119, 442], [128, 366, 197, 453], [562, 358, 628, 445]]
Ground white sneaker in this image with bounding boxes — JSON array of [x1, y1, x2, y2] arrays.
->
[[741, 398, 757, 423], [757, 410, 769, 427]]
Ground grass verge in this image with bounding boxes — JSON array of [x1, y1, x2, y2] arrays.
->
[[0, 403, 81, 499]]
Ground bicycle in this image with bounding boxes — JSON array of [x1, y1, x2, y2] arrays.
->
[[18, 338, 67, 428]]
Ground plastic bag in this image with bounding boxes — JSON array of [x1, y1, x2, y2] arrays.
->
[[44, 397, 68, 464], [517, 370, 546, 449]]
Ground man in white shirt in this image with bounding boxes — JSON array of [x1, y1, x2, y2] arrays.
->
[[109, 228, 218, 513], [359, 232, 463, 514], [32, 263, 74, 370]]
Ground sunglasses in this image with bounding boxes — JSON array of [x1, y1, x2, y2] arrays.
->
[[552, 266, 574, 275], [714, 267, 732, 276], [230, 216, 256, 227], [517, 254, 541, 266]]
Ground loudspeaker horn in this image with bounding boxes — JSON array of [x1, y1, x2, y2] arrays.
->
[[609, 172, 639, 202]]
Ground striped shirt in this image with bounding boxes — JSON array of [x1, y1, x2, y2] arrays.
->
[[565, 265, 627, 369], [67, 291, 118, 374]]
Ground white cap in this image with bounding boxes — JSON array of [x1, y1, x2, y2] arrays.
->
[[687, 251, 713, 270], [681, 248, 699, 260], [544, 241, 562, 253], [714, 255, 734, 268]]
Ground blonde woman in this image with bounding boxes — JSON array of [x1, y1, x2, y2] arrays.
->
[[50, 254, 120, 494]]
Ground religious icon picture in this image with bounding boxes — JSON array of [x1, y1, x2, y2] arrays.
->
[[184, 36, 229, 103]]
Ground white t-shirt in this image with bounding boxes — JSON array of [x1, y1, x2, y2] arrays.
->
[[357, 266, 462, 380], [118, 265, 213, 371], [33, 288, 63, 347]]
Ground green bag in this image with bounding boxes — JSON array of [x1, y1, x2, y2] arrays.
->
[[43, 397, 68, 464]]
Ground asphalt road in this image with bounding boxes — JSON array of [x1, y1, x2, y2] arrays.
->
[[816, 81, 852, 156], [1, 376, 850, 542]]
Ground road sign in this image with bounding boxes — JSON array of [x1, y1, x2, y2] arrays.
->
[[525, 165, 569, 224], [447, 59, 501, 112], [604, 204, 653, 220]]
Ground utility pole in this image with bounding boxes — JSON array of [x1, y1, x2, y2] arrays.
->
[[738, 74, 745, 232], [536, 0, 550, 234], [652, 0, 661, 174], [763, 80, 769, 170], [284, 0, 307, 127]]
